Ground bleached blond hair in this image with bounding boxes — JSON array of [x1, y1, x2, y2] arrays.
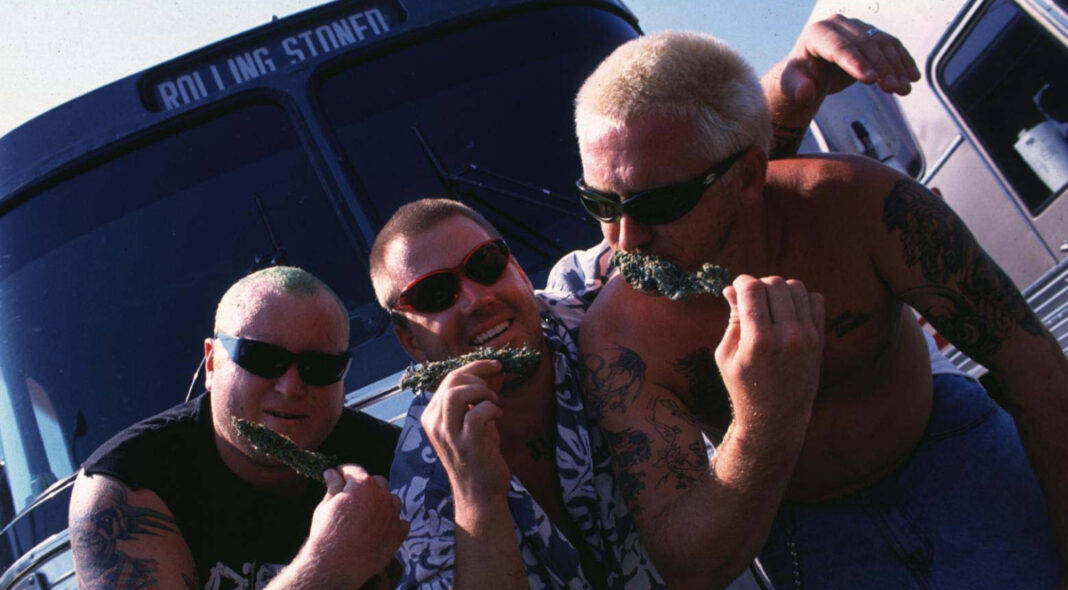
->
[[575, 31, 771, 164]]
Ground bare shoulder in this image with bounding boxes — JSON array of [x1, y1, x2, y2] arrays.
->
[[581, 275, 683, 358], [767, 154, 909, 237], [70, 471, 197, 589]]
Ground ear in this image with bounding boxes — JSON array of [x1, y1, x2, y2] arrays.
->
[[203, 337, 216, 392], [393, 322, 428, 363], [737, 145, 769, 194]]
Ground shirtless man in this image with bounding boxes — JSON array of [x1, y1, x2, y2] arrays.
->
[[576, 32, 1067, 589]]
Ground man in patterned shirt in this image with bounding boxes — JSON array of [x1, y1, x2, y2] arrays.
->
[[370, 18, 922, 589]]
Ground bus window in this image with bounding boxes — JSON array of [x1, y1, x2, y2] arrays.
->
[[0, 101, 372, 513], [937, 0, 1068, 215], [316, 6, 637, 276]]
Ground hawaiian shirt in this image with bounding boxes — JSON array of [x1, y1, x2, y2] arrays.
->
[[390, 289, 666, 589]]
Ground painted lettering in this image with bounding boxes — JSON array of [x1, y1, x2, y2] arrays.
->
[[297, 31, 319, 57], [193, 71, 207, 96], [367, 8, 390, 34], [158, 82, 180, 110], [210, 65, 225, 90], [176, 74, 202, 103], [331, 20, 356, 46], [253, 47, 276, 73], [316, 25, 339, 52], [347, 14, 368, 40], [282, 37, 305, 64]]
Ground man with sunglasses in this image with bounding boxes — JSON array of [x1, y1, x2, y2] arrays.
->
[[69, 266, 407, 589], [575, 32, 1065, 589], [373, 16, 929, 590]]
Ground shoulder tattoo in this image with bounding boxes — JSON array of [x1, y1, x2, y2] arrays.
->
[[71, 482, 182, 589], [882, 179, 1044, 359], [583, 346, 647, 417]]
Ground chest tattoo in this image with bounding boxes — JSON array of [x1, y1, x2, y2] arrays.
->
[[827, 311, 872, 337]]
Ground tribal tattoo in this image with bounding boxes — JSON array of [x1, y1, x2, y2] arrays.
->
[[582, 346, 647, 416], [71, 482, 181, 590], [882, 179, 1045, 360]]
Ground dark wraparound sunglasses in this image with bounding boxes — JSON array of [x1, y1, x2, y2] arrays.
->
[[215, 333, 351, 386], [390, 238, 511, 313], [576, 148, 747, 225]]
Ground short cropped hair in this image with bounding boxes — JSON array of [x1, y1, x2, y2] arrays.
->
[[369, 199, 501, 311], [575, 31, 771, 163], [215, 266, 349, 339]]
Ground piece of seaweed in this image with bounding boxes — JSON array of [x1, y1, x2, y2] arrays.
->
[[611, 250, 730, 301], [399, 346, 542, 392], [231, 417, 336, 483]]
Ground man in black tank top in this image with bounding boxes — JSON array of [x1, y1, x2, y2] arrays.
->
[[69, 266, 408, 589]]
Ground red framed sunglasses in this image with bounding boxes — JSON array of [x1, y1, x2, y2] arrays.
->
[[390, 238, 511, 313]]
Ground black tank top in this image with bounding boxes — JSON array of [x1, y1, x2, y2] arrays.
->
[[83, 393, 399, 587]]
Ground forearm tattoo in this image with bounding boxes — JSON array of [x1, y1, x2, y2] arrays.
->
[[882, 179, 1045, 360], [770, 122, 807, 159], [71, 484, 181, 589]]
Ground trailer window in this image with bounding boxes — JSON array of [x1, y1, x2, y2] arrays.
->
[[937, 0, 1068, 215], [0, 102, 371, 511]]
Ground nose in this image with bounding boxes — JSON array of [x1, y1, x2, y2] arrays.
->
[[274, 364, 305, 398], [614, 214, 652, 252], [456, 276, 495, 315]]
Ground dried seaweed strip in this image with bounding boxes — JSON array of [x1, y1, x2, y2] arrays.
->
[[611, 250, 730, 301], [399, 346, 542, 392], [232, 417, 337, 483]]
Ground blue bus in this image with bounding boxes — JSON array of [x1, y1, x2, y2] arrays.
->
[[0, 0, 641, 584]]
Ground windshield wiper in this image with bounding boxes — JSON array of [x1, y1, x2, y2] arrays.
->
[[248, 192, 290, 273], [412, 127, 588, 266]]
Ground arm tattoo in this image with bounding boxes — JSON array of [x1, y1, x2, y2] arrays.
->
[[770, 122, 807, 159], [827, 311, 872, 337], [671, 348, 731, 426], [604, 428, 651, 513], [883, 179, 1044, 359], [583, 346, 647, 416], [646, 397, 707, 490], [71, 484, 179, 589]]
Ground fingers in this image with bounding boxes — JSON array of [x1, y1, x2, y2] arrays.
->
[[810, 291, 826, 353], [786, 279, 812, 330], [801, 14, 920, 95], [716, 286, 742, 364], [733, 276, 771, 341], [761, 276, 797, 325], [373, 475, 390, 491], [339, 464, 371, 493]]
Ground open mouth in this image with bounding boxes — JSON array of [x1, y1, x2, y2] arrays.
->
[[471, 320, 512, 346]]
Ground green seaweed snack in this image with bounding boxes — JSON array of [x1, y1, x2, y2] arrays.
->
[[399, 346, 542, 392], [611, 250, 730, 301], [232, 417, 337, 483]]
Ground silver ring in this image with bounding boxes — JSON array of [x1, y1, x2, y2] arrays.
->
[[865, 27, 879, 38]]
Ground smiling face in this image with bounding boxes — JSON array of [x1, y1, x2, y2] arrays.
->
[[385, 215, 545, 373], [205, 288, 347, 477], [579, 115, 750, 271]]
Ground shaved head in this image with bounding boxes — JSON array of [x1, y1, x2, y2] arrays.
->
[[214, 266, 349, 341]]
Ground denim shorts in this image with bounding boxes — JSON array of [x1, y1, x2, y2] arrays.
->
[[758, 374, 1061, 589]]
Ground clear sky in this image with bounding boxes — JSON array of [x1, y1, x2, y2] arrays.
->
[[0, 0, 816, 138]]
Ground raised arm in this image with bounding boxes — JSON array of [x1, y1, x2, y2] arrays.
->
[[581, 276, 824, 588], [762, 15, 920, 158], [418, 360, 529, 590], [864, 167, 1068, 566], [70, 472, 198, 589]]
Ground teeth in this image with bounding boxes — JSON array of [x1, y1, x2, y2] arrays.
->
[[473, 321, 510, 345]]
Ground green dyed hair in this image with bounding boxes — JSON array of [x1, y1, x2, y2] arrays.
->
[[214, 266, 349, 338]]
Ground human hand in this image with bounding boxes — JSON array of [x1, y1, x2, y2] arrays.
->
[[300, 465, 408, 587], [781, 14, 920, 107], [715, 275, 825, 431], [420, 360, 511, 506]]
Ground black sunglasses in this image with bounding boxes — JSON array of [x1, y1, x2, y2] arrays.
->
[[576, 148, 747, 225], [214, 332, 351, 386], [390, 238, 511, 313]]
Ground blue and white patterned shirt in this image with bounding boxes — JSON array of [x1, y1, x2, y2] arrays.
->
[[390, 289, 666, 589]]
